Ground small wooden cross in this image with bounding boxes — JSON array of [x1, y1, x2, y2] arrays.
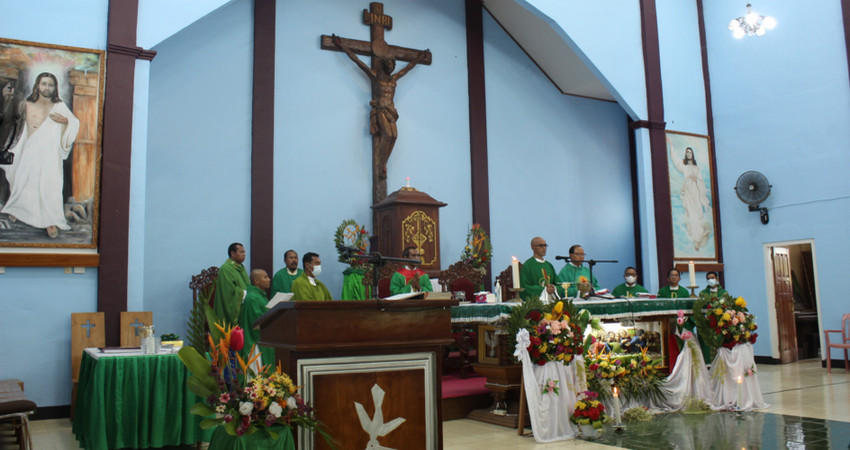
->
[[80, 319, 96, 338], [130, 318, 145, 336]]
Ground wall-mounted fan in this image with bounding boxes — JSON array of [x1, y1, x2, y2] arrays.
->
[[734, 171, 771, 224]]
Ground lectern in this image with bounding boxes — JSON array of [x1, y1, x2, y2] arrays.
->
[[255, 299, 456, 450]]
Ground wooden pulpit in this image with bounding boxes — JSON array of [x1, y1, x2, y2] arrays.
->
[[255, 299, 456, 450], [372, 186, 447, 274]]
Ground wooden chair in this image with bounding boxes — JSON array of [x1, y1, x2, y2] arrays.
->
[[0, 379, 36, 450], [361, 263, 401, 299], [824, 313, 850, 372], [187, 266, 218, 352], [497, 263, 523, 301], [71, 312, 105, 418], [438, 260, 486, 301], [119, 311, 153, 347]]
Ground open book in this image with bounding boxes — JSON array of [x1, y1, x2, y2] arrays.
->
[[383, 291, 426, 301], [266, 292, 294, 308]]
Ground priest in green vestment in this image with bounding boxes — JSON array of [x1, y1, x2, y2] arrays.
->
[[657, 268, 690, 298], [556, 244, 600, 297], [520, 237, 564, 301], [239, 269, 275, 371], [390, 246, 433, 296], [270, 249, 303, 297], [612, 266, 649, 298], [215, 242, 250, 326], [699, 271, 728, 298], [291, 252, 333, 301]]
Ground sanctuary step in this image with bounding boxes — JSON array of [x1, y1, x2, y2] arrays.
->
[[441, 375, 491, 421]]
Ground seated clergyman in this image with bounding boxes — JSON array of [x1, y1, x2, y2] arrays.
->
[[520, 236, 563, 301], [657, 268, 690, 298], [390, 246, 433, 296], [239, 269, 275, 370], [699, 271, 728, 298], [291, 252, 333, 301], [611, 266, 649, 298]]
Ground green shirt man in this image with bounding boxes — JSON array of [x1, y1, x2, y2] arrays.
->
[[239, 270, 275, 371], [215, 243, 250, 326], [389, 246, 433, 296], [699, 271, 728, 298], [657, 268, 690, 298], [519, 237, 564, 301], [291, 252, 333, 301], [556, 245, 600, 297], [612, 266, 648, 298], [270, 249, 303, 297]]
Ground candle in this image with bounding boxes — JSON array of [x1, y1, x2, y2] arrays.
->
[[736, 375, 744, 410], [688, 261, 696, 287], [406, 176, 410, 187], [511, 257, 520, 289], [612, 386, 621, 425]]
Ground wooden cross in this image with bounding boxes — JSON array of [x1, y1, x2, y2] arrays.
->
[[80, 319, 96, 338], [130, 318, 145, 336], [321, 2, 432, 205]]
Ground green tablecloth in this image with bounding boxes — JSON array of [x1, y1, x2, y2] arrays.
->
[[451, 298, 698, 323], [73, 349, 211, 450], [208, 425, 294, 450]]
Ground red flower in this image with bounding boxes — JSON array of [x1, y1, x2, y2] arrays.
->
[[537, 359, 546, 366], [526, 310, 542, 322], [589, 363, 599, 371], [230, 326, 245, 351]]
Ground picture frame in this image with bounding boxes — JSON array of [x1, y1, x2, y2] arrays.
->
[[0, 38, 105, 251], [478, 324, 500, 364], [665, 130, 719, 262]]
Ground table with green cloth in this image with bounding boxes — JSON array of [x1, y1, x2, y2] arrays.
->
[[451, 298, 698, 324], [208, 425, 293, 450], [72, 347, 211, 450]]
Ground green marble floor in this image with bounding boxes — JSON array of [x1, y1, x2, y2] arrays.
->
[[580, 412, 850, 449]]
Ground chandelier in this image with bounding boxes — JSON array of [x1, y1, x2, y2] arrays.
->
[[728, 3, 776, 38]]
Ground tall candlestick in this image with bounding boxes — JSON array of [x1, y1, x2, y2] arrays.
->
[[688, 261, 696, 286], [511, 257, 520, 289], [736, 375, 744, 411], [613, 386, 621, 426]]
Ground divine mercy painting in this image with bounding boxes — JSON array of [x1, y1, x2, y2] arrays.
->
[[0, 38, 104, 248], [666, 130, 718, 261]]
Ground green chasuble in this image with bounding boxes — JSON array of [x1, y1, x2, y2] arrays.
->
[[239, 285, 275, 368], [270, 268, 303, 297], [699, 286, 729, 298], [556, 264, 600, 297], [611, 283, 649, 298], [520, 258, 563, 301], [291, 274, 333, 301], [341, 267, 371, 300], [658, 285, 690, 298], [389, 267, 433, 296], [215, 259, 250, 326]]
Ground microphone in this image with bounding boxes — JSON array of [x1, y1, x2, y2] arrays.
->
[[554, 255, 571, 261]]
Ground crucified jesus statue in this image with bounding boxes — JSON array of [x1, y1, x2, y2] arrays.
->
[[322, 3, 432, 205], [332, 34, 431, 203]]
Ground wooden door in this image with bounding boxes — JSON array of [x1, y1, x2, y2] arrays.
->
[[772, 247, 798, 363]]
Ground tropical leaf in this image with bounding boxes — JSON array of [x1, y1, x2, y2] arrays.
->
[[206, 304, 225, 343], [178, 347, 211, 378], [200, 417, 224, 430], [190, 402, 216, 416], [187, 375, 218, 399]]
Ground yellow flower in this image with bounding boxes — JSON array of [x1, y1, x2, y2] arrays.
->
[[575, 401, 586, 409], [553, 301, 564, 314], [722, 313, 731, 321], [714, 308, 723, 316], [735, 297, 747, 307], [748, 323, 756, 330]]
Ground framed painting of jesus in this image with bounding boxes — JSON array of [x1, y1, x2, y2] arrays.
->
[[665, 130, 719, 262], [0, 38, 105, 250]]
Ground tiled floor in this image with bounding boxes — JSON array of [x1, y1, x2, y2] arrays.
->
[[27, 359, 850, 449]]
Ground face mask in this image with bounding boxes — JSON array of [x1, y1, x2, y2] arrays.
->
[[311, 265, 322, 277], [625, 276, 636, 284], [707, 279, 717, 287]]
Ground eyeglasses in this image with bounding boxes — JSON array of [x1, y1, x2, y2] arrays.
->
[[572, 252, 586, 256], [535, 244, 549, 248]]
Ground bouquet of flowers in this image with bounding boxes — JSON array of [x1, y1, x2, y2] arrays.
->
[[460, 223, 492, 270], [585, 347, 664, 403], [178, 310, 335, 445], [693, 292, 758, 350], [571, 391, 607, 428], [334, 219, 370, 267], [520, 300, 585, 366]]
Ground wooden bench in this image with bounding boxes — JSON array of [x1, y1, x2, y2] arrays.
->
[[0, 379, 36, 450]]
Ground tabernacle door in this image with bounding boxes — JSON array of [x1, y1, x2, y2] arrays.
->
[[255, 299, 456, 449]]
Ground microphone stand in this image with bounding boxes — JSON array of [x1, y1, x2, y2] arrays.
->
[[585, 259, 617, 298], [350, 253, 421, 299]]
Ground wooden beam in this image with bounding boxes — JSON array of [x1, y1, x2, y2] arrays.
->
[[0, 253, 99, 267], [320, 35, 432, 64]]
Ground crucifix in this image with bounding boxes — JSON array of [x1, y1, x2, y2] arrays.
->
[[321, 2, 432, 205]]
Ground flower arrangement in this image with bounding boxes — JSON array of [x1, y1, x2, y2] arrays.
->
[[521, 301, 585, 366], [460, 223, 492, 270], [693, 292, 758, 350], [334, 219, 370, 267], [584, 347, 665, 403], [178, 312, 335, 446], [571, 391, 607, 428]]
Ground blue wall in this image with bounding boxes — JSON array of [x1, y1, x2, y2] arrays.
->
[[0, 0, 107, 408], [702, 0, 850, 357]]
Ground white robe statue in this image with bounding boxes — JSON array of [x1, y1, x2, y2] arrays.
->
[[1, 101, 79, 230]]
